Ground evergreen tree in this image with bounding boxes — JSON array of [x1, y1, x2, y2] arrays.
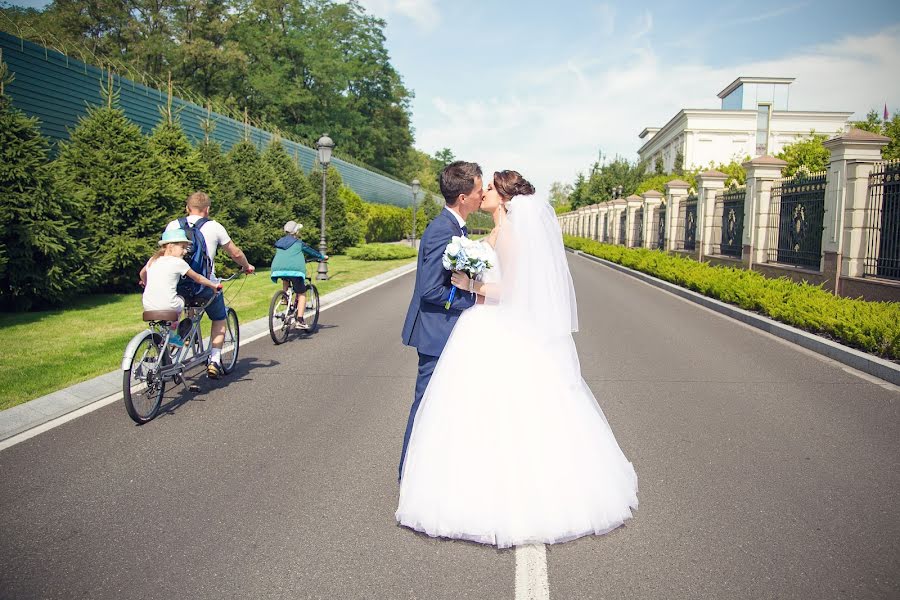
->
[[308, 166, 356, 253], [261, 140, 316, 232], [197, 138, 246, 231], [53, 95, 180, 291], [227, 140, 290, 265], [0, 64, 86, 310], [148, 115, 212, 201]]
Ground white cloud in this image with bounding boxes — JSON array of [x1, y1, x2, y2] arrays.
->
[[415, 25, 900, 202], [356, 0, 440, 31]]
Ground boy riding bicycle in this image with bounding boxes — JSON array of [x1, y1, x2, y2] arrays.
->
[[271, 220, 327, 329]]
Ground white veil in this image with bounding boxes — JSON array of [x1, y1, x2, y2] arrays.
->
[[496, 195, 578, 338]]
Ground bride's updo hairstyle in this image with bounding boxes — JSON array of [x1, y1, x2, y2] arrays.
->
[[494, 170, 536, 200]]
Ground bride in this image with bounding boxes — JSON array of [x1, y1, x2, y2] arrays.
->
[[396, 170, 638, 548]]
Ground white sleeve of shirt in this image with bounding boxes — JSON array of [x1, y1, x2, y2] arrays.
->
[[174, 258, 190, 276], [210, 221, 231, 247], [165, 220, 180, 232]]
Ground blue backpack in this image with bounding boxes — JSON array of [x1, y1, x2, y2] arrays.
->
[[175, 217, 214, 298]]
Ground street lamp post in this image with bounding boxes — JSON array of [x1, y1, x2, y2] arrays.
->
[[316, 134, 335, 280], [410, 179, 420, 248]]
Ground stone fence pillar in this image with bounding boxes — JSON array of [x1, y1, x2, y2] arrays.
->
[[742, 156, 787, 268], [642, 190, 664, 249], [664, 179, 690, 251], [696, 170, 728, 259], [611, 198, 626, 244], [822, 128, 891, 289]]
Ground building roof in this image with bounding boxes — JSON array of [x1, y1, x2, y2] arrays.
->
[[717, 76, 795, 99], [639, 127, 660, 139]]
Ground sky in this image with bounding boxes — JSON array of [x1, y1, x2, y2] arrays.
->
[[9, 0, 900, 199]]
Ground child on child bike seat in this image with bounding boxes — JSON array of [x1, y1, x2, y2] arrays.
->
[[140, 229, 221, 347]]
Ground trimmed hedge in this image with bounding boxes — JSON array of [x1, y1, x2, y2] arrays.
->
[[564, 236, 900, 361], [346, 243, 417, 261]]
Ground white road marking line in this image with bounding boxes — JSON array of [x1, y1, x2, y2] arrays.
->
[[515, 544, 550, 600], [0, 265, 417, 451]]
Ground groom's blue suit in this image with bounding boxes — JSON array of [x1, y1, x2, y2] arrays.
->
[[399, 208, 475, 479]]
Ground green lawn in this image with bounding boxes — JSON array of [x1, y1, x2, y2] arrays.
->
[[0, 255, 414, 411]]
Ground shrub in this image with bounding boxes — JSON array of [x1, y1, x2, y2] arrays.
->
[[347, 243, 417, 261], [564, 236, 900, 360]]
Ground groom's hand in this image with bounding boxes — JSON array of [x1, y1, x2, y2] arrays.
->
[[450, 271, 471, 291]]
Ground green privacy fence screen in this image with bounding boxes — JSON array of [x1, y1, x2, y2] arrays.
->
[[1, 30, 429, 208]]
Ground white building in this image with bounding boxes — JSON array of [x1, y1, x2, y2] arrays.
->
[[638, 77, 852, 173]]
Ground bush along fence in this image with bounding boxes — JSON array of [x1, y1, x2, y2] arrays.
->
[[558, 128, 900, 303], [564, 236, 900, 362]]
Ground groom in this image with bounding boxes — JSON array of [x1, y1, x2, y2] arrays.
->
[[399, 161, 484, 480]]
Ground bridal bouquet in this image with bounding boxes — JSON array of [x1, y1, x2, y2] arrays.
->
[[442, 236, 492, 310]]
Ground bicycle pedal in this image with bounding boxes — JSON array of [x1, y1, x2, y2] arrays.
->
[[188, 384, 201, 392]]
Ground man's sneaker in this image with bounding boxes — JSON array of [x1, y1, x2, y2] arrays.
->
[[168, 333, 185, 348], [207, 361, 223, 379], [293, 318, 310, 330]]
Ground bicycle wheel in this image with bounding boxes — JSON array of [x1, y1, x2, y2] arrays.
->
[[123, 333, 168, 424], [304, 284, 320, 332], [268, 290, 291, 345], [221, 307, 240, 374]]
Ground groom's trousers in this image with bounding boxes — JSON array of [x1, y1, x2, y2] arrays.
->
[[399, 352, 439, 481]]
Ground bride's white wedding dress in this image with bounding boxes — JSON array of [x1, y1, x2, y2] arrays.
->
[[396, 209, 638, 548]]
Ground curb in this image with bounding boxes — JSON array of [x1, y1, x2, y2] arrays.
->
[[0, 262, 417, 445], [569, 249, 900, 387]]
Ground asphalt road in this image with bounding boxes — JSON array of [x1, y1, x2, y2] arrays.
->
[[1, 255, 898, 599]]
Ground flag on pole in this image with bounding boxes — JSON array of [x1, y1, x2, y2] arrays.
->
[[885, 103, 890, 121]]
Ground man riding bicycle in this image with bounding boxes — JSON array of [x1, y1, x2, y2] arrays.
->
[[271, 220, 326, 329], [165, 192, 255, 379]]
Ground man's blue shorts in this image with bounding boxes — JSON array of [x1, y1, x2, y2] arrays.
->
[[193, 288, 227, 321]]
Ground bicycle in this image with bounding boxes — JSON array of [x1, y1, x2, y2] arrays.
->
[[121, 273, 242, 424], [268, 273, 320, 344]]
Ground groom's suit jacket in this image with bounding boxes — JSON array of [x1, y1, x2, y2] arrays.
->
[[401, 209, 476, 357]]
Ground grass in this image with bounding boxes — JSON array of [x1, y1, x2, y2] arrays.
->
[[0, 254, 414, 411]]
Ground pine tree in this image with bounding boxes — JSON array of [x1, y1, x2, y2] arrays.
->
[[261, 140, 316, 232], [308, 166, 356, 253], [227, 140, 290, 265], [148, 115, 212, 202], [0, 63, 87, 310], [53, 93, 181, 290], [197, 139, 246, 232]]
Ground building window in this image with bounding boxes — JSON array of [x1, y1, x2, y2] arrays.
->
[[756, 103, 771, 156]]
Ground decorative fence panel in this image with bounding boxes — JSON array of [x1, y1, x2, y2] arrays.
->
[[713, 187, 746, 257], [675, 194, 698, 251], [0, 31, 418, 207], [618, 211, 627, 245], [864, 160, 900, 280], [633, 208, 644, 248], [602, 214, 609, 242], [767, 173, 826, 270], [654, 204, 667, 250]]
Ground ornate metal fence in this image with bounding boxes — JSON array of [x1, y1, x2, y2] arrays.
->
[[767, 172, 826, 270], [675, 194, 698, 251], [653, 204, 667, 249], [712, 187, 746, 257], [601, 214, 609, 242], [864, 160, 900, 280], [633, 208, 644, 248], [618, 211, 627, 245]]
